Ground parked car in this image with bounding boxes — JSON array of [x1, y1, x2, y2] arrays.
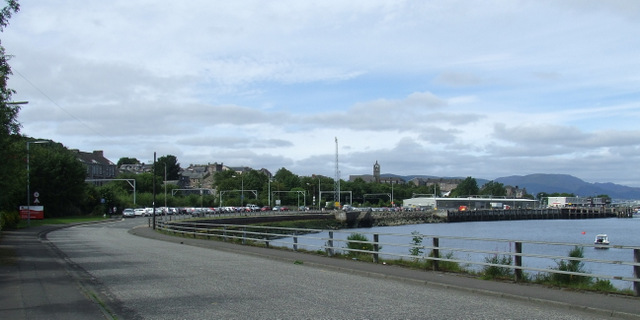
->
[[261, 206, 271, 211], [134, 208, 145, 217], [123, 208, 135, 218]]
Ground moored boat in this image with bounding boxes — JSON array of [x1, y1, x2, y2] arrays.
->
[[594, 234, 609, 248]]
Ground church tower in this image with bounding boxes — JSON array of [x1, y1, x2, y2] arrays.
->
[[373, 161, 380, 183]]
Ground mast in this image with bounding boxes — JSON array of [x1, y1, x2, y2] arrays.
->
[[334, 137, 340, 206]]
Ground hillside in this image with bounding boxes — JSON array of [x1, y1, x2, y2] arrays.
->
[[494, 174, 640, 200], [389, 173, 640, 200]]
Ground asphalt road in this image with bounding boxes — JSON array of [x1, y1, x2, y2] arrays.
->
[[38, 218, 638, 319]]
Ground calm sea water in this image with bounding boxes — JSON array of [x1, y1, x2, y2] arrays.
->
[[277, 217, 640, 290]]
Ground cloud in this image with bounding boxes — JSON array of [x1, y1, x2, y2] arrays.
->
[[6, 1, 640, 188]]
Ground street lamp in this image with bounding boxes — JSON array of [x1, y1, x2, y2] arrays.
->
[[240, 174, 244, 207], [232, 174, 244, 207], [268, 179, 272, 208], [8, 101, 28, 106], [27, 140, 49, 226]]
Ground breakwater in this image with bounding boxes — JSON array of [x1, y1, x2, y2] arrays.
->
[[336, 210, 444, 228], [335, 207, 634, 227], [446, 207, 633, 222]]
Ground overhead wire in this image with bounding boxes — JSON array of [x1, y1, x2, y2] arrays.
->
[[13, 68, 107, 138]]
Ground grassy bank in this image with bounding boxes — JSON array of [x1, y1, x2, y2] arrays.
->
[[16, 215, 111, 229]]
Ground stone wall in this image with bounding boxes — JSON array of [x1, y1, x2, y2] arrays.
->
[[336, 209, 444, 228]]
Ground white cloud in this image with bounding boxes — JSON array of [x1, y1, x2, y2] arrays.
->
[[5, 0, 640, 188]]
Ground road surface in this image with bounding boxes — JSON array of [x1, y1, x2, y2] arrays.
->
[[43, 218, 636, 319]]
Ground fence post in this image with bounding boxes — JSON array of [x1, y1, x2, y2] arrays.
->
[[514, 242, 523, 282], [242, 227, 247, 245], [327, 231, 334, 257], [223, 226, 227, 241], [373, 234, 379, 264], [432, 237, 439, 271], [293, 232, 298, 251], [634, 249, 640, 297]]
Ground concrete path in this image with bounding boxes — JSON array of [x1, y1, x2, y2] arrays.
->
[[0, 225, 109, 319]]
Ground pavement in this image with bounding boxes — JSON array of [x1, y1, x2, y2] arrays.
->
[[2, 222, 640, 319], [0, 225, 111, 320]]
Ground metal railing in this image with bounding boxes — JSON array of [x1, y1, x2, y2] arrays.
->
[[155, 219, 640, 296]]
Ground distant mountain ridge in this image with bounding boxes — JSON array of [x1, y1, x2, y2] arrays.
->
[[493, 174, 640, 200], [384, 173, 640, 200]]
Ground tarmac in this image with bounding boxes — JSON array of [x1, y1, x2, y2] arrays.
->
[[1, 222, 640, 319]]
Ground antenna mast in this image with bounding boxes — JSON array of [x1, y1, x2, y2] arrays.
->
[[334, 137, 340, 206]]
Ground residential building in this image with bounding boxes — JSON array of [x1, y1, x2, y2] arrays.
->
[[73, 150, 117, 180]]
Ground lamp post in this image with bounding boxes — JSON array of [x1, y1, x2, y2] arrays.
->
[[318, 176, 321, 210], [232, 174, 244, 207], [268, 179, 271, 208], [27, 140, 49, 226]]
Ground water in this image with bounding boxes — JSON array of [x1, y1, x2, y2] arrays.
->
[[276, 217, 640, 290]]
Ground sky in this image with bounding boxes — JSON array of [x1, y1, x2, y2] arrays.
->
[[4, 0, 640, 186]]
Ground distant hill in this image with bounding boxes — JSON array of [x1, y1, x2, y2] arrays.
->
[[384, 173, 640, 200], [494, 174, 640, 200]]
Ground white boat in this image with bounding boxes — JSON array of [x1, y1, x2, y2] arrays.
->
[[594, 234, 609, 248]]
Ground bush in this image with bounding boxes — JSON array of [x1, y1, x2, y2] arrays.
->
[[551, 246, 591, 285], [409, 231, 424, 257], [1, 210, 20, 230], [592, 279, 615, 292], [429, 251, 465, 272], [346, 233, 377, 260], [482, 254, 513, 279]]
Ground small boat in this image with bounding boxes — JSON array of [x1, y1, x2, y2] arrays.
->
[[594, 234, 609, 248]]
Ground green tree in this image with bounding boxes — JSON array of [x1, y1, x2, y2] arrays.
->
[[450, 177, 479, 197], [155, 155, 180, 180], [479, 181, 506, 197], [30, 142, 88, 216], [0, 0, 20, 138], [135, 172, 161, 194], [274, 167, 300, 190], [0, 0, 21, 213], [213, 170, 237, 193], [0, 135, 24, 212]]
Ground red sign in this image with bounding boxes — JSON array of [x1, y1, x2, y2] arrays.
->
[[19, 206, 44, 220]]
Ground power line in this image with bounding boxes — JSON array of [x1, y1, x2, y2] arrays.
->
[[13, 68, 106, 138]]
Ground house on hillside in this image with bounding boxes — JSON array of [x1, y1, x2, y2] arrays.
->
[[181, 162, 228, 188], [408, 177, 461, 194], [73, 150, 116, 180], [119, 163, 153, 174], [505, 185, 527, 198]]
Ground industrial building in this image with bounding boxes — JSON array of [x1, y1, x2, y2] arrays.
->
[[403, 196, 537, 211]]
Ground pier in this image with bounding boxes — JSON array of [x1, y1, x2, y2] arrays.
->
[[446, 207, 633, 222]]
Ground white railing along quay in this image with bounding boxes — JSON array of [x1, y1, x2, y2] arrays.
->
[[155, 219, 640, 296]]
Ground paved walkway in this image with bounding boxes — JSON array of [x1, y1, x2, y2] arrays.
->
[[0, 225, 109, 320], [1, 223, 639, 319]]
